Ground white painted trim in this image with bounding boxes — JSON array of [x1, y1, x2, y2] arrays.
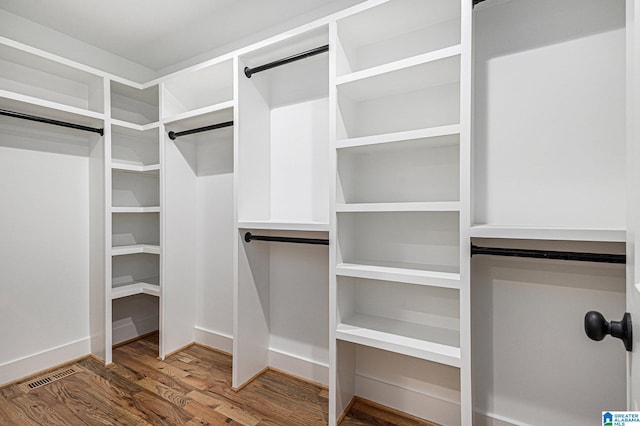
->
[[268, 347, 329, 386], [355, 374, 460, 425], [194, 326, 233, 354], [0, 337, 90, 386]]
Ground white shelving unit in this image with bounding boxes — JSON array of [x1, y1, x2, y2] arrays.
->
[[234, 27, 331, 391], [331, 1, 471, 425], [107, 86, 161, 362]]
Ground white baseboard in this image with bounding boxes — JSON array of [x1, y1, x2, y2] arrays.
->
[[0, 337, 90, 386], [112, 314, 159, 345], [268, 347, 329, 386], [194, 326, 233, 354], [355, 374, 461, 425]]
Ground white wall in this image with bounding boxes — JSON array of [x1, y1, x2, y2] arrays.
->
[[0, 9, 155, 84], [0, 122, 91, 384]]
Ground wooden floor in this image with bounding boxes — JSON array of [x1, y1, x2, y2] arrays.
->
[[0, 334, 438, 425]]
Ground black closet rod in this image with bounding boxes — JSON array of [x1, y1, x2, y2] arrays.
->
[[168, 120, 233, 140], [473, 0, 486, 6], [471, 244, 626, 264], [244, 45, 329, 78], [0, 109, 104, 136], [244, 232, 329, 246]]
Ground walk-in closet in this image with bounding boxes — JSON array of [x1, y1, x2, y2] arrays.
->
[[0, 0, 639, 425]]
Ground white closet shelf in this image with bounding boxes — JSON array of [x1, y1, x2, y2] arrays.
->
[[112, 206, 160, 213], [111, 280, 160, 300], [336, 45, 461, 87], [337, 263, 460, 289], [111, 118, 159, 132], [237, 220, 329, 232], [336, 314, 461, 368], [469, 225, 626, 242], [163, 100, 234, 125], [336, 202, 460, 213], [336, 124, 460, 149], [0, 89, 104, 124], [337, 53, 460, 102], [111, 162, 160, 174], [112, 244, 160, 256]]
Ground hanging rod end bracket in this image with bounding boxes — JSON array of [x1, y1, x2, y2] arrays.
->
[[244, 232, 252, 242], [244, 67, 253, 78], [98, 128, 104, 136], [168, 131, 177, 140]]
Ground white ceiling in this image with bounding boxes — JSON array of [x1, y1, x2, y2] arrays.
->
[[0, 0, 359, 72]]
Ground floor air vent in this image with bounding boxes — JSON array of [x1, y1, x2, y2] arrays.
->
[[19, 367, 80, 392]]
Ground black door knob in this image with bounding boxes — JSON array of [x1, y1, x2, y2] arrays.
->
[[584, 311, 632, 351]]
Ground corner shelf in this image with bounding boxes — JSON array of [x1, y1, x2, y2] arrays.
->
[[112, 206, 160, 213], [111, 162, 160, 174], [336, 314, 461, 368], [112, 244, 160, 256], [336, 263, 460, 289], [112, 279, 160, 300]]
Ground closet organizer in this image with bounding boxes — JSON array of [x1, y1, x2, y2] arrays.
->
[[2, 0, 638, 425]]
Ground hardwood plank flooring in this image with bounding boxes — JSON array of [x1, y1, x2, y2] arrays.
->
[[0, 333, 439, 425]]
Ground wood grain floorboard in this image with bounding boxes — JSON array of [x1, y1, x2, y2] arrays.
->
[[0, 333, 439, 425]]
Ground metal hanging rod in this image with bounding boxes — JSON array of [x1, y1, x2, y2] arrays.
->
[[0, 109, 104, 136], [471, 244, 626, 264], [168, 120, 233, 140], [244, 232, 329, 246], [244, 45, 329, 78], [473, 0, 486, 6]]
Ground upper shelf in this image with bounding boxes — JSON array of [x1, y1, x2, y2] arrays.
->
[[0, 42, 104, 115], [162, 60, 233, 119], [336, 0, 460, 77]]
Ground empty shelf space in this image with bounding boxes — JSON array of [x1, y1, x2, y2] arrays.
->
[[337, 54, 460, 103], [336, 45, 461, 87], [112, 206, 160, 213], [112, 244, 160, 256], [336, 262, 460, 288], [336, 124, 460, 149], [112, 279, 160, 300], [163, 100, 234, 125], [336, 202, 460, 213], [336, 313, 461, 367]]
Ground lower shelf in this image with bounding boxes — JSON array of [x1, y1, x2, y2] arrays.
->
[[336, 314, 461, 368], [112, 279, 160, 299]]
